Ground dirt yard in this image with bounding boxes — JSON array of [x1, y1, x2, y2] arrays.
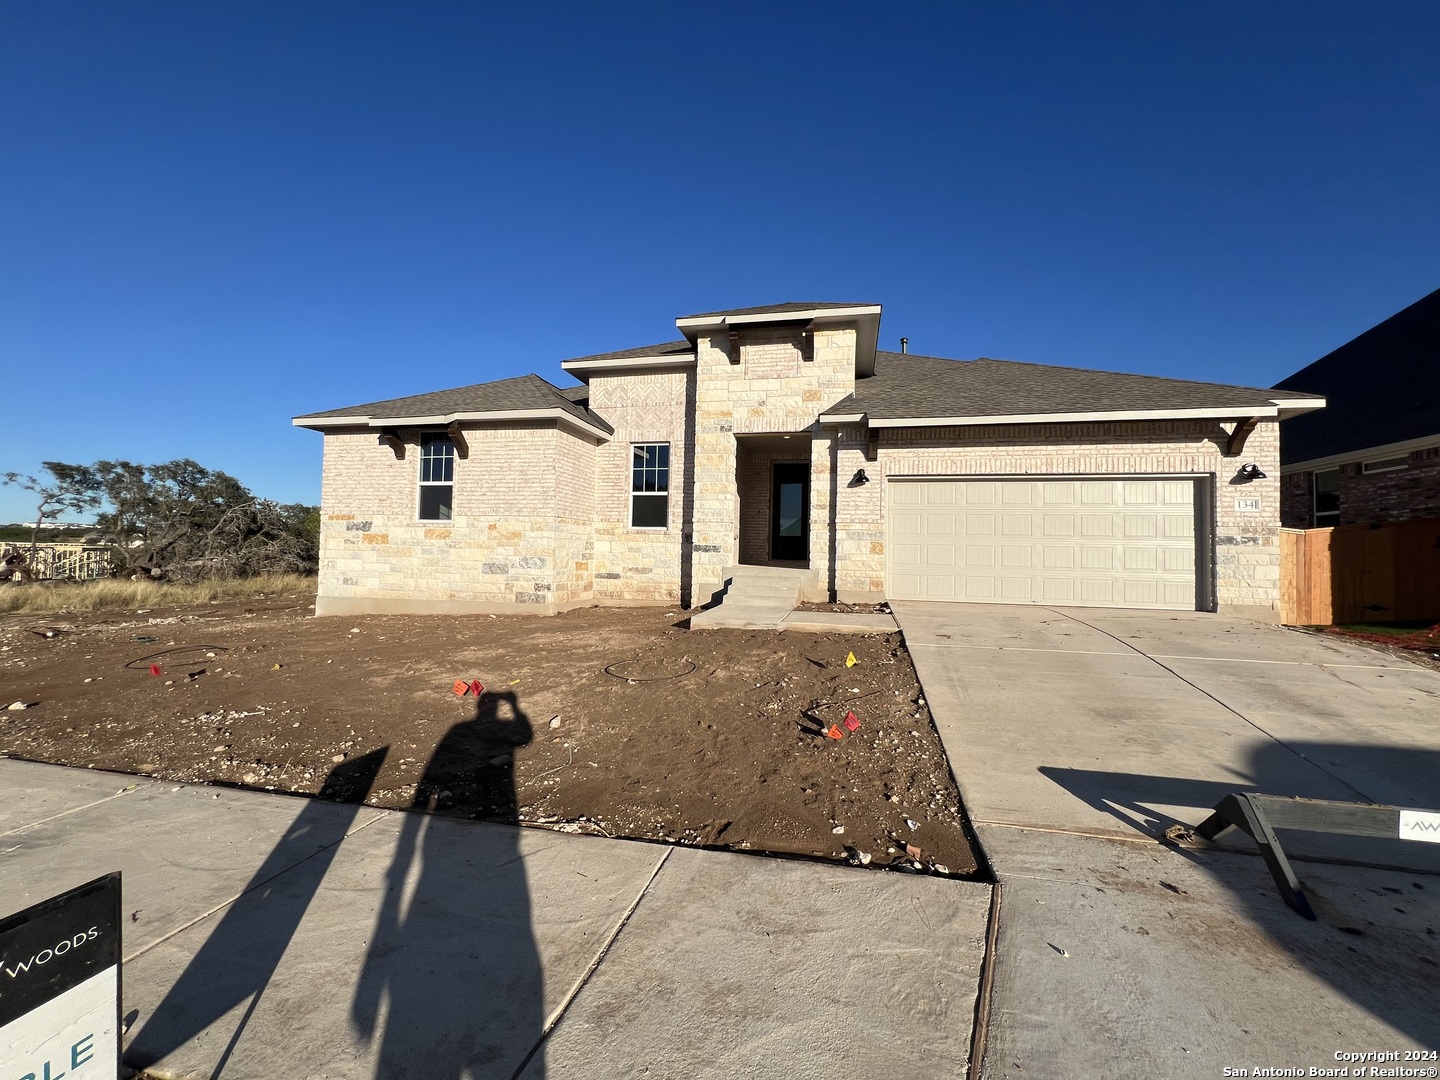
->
[[0, 596, 979, 877]]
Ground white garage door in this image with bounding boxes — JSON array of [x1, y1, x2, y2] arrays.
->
[[886, 478, 1207, 610]]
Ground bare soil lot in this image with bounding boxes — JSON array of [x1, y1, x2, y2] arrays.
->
[[0, 597, 978, 877]]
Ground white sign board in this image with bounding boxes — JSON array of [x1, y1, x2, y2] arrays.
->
[[1399, 810, 1440, 844], [1234, 497, 1262, 513], [0, 873, 120, 1080]]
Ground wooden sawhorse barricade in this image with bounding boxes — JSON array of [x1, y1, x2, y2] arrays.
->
[[1189, 793, 1440, 920]]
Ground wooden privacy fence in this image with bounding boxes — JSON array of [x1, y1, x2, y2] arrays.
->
[[1280, 518, 1440, 626]]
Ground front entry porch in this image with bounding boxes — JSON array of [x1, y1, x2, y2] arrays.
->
[[735, 434, 811, 567]]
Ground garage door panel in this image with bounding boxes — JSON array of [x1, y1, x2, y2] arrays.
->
[[1001, 545, 1032, 568], [892, 484, 921, 508], [1042, 546, 1074, 569], [1042, 515, 1075, 536], [1001, 514, 1032, 536], [926, 544, 957, 567], [886, 478, 1203, 611], [1123, 547, 1158, 571], [1040, 578, 1076, 601], [1163, 547, 1194, 572], [891, 542, 921, 569], [964, 577, 996, 599]]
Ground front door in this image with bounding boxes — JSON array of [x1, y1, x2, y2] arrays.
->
[[770, 463, 810, 562]]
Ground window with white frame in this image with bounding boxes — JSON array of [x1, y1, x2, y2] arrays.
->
[[419, 433, 454, 521], [631, 443, 669, 528], [1312, 468, 1339, 526], [1362, 456, 1408, 474]]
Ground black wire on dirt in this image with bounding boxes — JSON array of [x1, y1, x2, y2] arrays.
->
[[602, 658, 697, 682], [124, 645, 230, 670]]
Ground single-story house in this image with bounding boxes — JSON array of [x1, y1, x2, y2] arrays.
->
[[1273, 286, 1440, 527], [294, 302, 1324, 620]]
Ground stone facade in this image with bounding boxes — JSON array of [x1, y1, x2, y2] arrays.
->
[[587, 370, 691, 604], [1281, 445, 1440, 527], [823, 418, 1282, 615], [689, 326, 856, 602], [310, 315, 1289, 618], [315, 421, 600, 615]]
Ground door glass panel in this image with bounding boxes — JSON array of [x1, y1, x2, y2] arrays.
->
[[779, 483, 803, 536]]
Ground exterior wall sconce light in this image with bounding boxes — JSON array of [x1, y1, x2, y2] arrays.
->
[[1238, 463, 1267, 481], [852, 469, 870, 485]]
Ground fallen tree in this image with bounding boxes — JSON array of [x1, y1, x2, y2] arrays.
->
[[7, 459, 317, 582]]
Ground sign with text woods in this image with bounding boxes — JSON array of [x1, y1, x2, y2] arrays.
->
[[0, 874, 121, 1080]]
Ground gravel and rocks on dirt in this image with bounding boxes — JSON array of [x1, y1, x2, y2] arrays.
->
[[0, 597, 979, 878]]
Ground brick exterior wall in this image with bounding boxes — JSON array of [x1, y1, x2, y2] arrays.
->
[[1281, 446, 1440, 527], [824, 417, 1282, 614], [316, 421, 601, 615], [587, 370, 692, 604]]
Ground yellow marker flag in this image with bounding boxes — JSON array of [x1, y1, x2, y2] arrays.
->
[[845, 651, 858, 668]]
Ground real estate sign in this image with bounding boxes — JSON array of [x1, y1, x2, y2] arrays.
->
[[0, 873, 121, 1080]]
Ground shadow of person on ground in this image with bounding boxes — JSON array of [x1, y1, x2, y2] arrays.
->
[[351, 689, 546, 1078], [125, 748, 388, 1076], [1040, 743, 1440, 1046]]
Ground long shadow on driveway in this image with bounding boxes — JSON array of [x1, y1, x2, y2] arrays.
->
[[1040, 742, 1440, 1048]]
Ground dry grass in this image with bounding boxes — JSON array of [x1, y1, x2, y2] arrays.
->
[[0, 574, 317, 615]]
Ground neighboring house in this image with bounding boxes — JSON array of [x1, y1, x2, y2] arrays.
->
[[1273, 287, 1440, 528], [294, 302, 1323, 620]]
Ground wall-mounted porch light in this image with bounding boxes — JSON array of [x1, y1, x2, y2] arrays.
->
[[852, 469, 870, 485], [1237, 463, 1267, 481]]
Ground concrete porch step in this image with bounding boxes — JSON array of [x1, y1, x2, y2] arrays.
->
[[725, 564, 815, 583]]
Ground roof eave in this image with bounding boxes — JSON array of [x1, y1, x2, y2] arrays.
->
[[292, 408, 613, 441], [866, 404, 1283, 428], [675, 305, 883, 377], [559, 355, 697, 383], [1271, 396, 1327, 420]]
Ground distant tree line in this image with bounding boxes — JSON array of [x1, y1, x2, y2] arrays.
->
[[3, 460, 319, 581]]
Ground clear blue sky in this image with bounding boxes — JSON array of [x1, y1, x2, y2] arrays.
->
[[2, 2, 1437, 522]]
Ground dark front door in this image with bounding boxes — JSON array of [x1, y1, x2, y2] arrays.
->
[[770, 463, 810, 562]]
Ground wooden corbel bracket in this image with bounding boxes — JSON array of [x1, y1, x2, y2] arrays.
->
[[866, 428, 879, 462], [379, 428, 406, 459], [728, 328, 741, 364], [446, 422, 470, 459], [1226, 417, 1260, 457]]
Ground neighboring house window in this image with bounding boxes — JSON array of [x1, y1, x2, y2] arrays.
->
[[1362, 456, 1408, 474], [419, 433, 454, 520], [631, 443, 669, 527], [1312, 468, 1340, 527]]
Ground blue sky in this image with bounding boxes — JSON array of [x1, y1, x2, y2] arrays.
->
[[1, 2, 1437, 522]]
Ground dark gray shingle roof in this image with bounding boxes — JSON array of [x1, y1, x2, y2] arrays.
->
[[1273, 287, 1440, 465], [677, 301, 879, 320], [562, 340, 693, 364], [296, 373, 614, 434], [821, 352, 1288, 421]]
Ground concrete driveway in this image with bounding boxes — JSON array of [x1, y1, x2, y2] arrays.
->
[[893, 602, 1440, 1079]]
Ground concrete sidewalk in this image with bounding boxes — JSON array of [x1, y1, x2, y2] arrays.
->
[[0, 758, 991, 1080], [894, 602, 1440, 1079]]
